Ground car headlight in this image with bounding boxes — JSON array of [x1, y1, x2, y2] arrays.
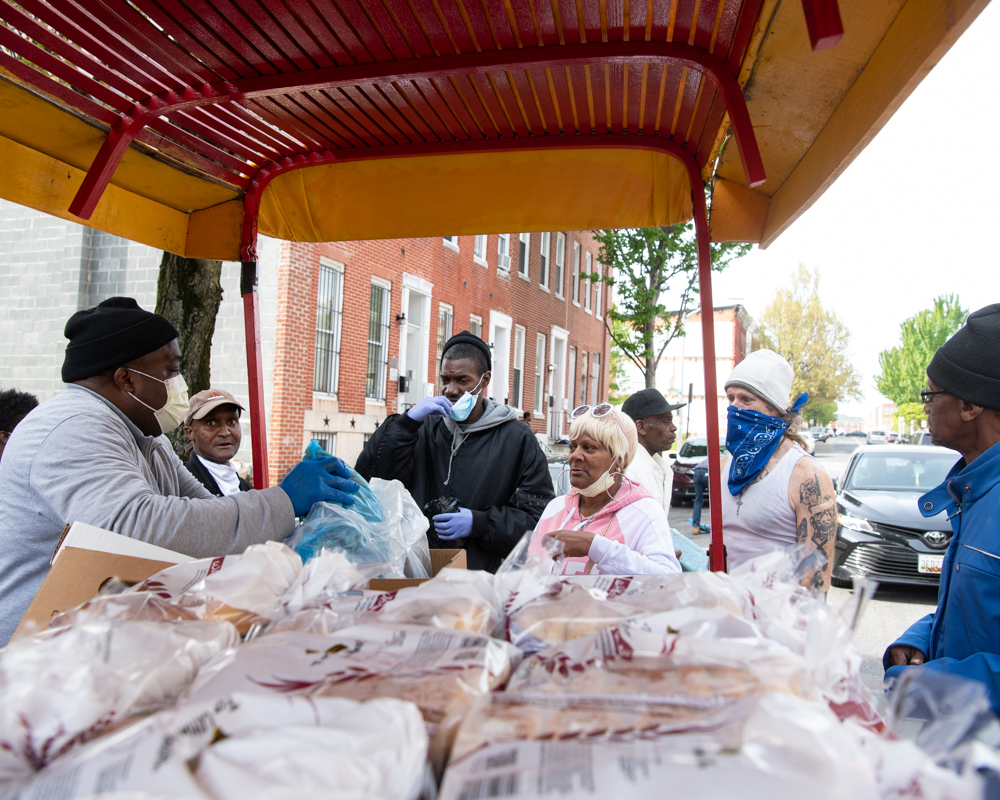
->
[[839, 512, 875, 533]]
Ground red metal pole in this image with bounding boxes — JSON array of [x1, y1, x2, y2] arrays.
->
[[241, 259, 270, 489], [691, 183, 727, 572]]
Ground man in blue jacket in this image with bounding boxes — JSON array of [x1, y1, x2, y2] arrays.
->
[[884, 303, 1000, 709]]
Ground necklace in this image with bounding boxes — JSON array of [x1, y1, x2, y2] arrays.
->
[[734, 464, 771, 516]]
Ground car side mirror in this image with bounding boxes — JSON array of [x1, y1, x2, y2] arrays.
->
[[668, 452, 677, 459]]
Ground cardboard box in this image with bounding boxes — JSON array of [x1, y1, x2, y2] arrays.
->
[[368, 549, 467, 591], [12, 522, 193, 641]]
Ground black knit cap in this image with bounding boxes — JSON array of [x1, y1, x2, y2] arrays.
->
[[442, 330, 491, 371], [62, 297, 179, 383], [927, 303, 1000, 410]]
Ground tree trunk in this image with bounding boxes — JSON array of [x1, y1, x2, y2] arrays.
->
[[154, 253, 223, 459]]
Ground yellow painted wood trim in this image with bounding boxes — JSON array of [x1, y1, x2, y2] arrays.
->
[[0, 134, 190, 255], [709, 177, 768, 242], [760, 0, 991, 247], [186, 200, 242, 261]]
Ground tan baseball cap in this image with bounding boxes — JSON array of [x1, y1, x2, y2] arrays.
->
[[185, 388, 244, 426]]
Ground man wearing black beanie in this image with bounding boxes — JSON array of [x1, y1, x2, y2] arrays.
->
[[0, 297, 359, 645], [356, 330, 554, 572], [884, 303, 1000, 712]]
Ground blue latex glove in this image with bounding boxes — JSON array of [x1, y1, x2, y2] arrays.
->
[[406, 396, 453, 422], [433, 507, 474, 541], [279, 456, 359, 516]]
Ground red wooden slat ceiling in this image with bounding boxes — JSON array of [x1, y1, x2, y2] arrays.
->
[[0, 0, 762, 202]]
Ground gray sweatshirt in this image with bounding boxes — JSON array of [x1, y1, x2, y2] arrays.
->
[[0, 385, 295, 644]]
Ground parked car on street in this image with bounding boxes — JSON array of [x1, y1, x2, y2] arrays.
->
[[846, 430, 867, 438], [909, 430, 935, 446], [831, 444, 961, 588], [867, 429, 889, 444], [809, 426, 829, 443], [670, 436, 727, 505], [547, 453, 569, 496], [800, 429, 816, 455]]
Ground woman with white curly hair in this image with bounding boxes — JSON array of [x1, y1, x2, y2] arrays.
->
[[722, 349, 836, 591], [528, 404, 681, 575]]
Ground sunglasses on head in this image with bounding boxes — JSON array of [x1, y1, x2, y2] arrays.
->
[[572, 404, 628, 439]]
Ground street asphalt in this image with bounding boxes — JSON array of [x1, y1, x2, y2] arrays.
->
[[667, 435, 939, 696]]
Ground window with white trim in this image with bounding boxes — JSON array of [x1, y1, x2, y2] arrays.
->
[[437, 302, 453, 365], [580, 352, 588, 409], [513, 325, 525, 410], [555, 233, 566, 299], [310, 432, 336, 455], [366, 278, 391, 401], [474, 235, 488, 264], [313, 258, 344, 394], [497, 233, 511, 272], [469, 314, 482, 339], [591, 351, 601, 405], [584, 251, 592, 313], [518, 233, 530, 278], [572, 241, 581, 305], [595, 260, 604, 320], [534, 333, 546, 415], [539, 232, 550, 289], [443, 235, 459, 251]]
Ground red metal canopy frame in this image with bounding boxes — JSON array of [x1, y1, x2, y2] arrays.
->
[[0, 0, 801, 573]]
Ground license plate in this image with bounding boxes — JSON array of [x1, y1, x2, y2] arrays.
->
[[918, 554, 944, 574]]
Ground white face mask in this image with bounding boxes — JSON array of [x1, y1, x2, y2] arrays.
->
[[576, 460, 621, 497], [128, 369, 190, 435], [449, 374, 486, 422]]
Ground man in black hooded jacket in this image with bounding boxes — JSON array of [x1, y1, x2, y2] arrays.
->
[[355, 331, 554, 572]]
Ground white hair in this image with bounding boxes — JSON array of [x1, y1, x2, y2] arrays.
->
[[569, 407, 639, 469]]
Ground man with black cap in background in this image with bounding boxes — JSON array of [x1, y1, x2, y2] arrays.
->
[[884, 304, 1000, 711], [622, 388, 685, 522], [355, 330, 554, 572], [0, 297, 359, 645]]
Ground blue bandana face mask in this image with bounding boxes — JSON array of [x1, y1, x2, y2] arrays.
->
[[449, 374, 485, 422], [725, 393, 808, 495]]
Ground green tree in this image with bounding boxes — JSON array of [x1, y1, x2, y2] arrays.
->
[[592, 217, 749, 390], [154, 253, 224, 459], [893, 402, 926, 431], [875, 295, 968, 406], [755, 265, 862, 420], [606, 316, 631, 405]]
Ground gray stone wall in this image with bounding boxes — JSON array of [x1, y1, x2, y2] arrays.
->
[[0, 198, 278, 472]]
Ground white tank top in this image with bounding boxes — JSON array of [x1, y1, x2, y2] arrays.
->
[[721, 446, 810, 570]]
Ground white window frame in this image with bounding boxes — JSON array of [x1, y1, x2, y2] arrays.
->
[[571, 241, 581, 306], [474, 234, 488, 266], [590, 351, 601, 405], [580, 351, 588, 410], [595, 261, 604, 320], [366, 277, 392, 402], [534, 333, 546, 417], [437, 302, 453, 366], [539, 232, 550, 291], [584, 251, 592, 314], [555, 232, 566, 299], [513, 324, 526, 410], [469, 313, 483, 339], [443, 235, 460, 252], [518, 232, 530, 280], [313, 257, 344, 396], [497, 233, 511, 273], [310, 431, 336, 455]]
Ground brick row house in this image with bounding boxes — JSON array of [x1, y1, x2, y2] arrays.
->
[[268, 231, 610, 482]]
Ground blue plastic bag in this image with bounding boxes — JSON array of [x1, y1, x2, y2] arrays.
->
[[302, 440, 383, 523], [670, 528, 709, 572]]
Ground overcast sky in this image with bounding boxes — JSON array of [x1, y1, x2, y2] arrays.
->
[[710, 1, 1000, 419]]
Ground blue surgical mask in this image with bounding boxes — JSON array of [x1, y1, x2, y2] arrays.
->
[[449, 375, 486, 422], [725, 393, 808, 495]]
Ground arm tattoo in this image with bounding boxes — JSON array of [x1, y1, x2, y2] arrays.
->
[[797, 469, 837, 592], [796, 516, 808, 544]]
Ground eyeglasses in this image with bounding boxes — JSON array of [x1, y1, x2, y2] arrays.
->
[[572, 404, 629, 439], [919, 389, 949, 404]]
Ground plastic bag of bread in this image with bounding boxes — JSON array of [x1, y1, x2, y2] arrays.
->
[[507, 606, 813, 700], [48, 591, 201, 627], [436, 693, 980, 800], [18, 693, 429, 800], [187, 623, 521, 724], [0, 618, 237, 783], [271, 568, 500, 638]]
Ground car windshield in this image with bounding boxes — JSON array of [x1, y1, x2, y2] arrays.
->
[[678, 440, 725, 458], [846, 452, 960, 492]]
